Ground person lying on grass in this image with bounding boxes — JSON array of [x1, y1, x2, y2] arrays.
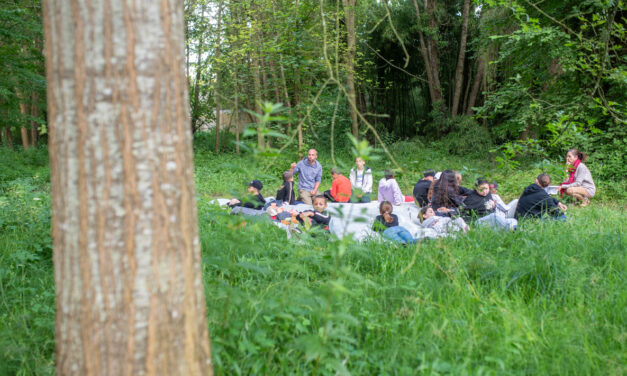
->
[[227, 180, 266, 209], [298, 195, 331, 230], [515, 173, 567, 220], [419, 206, 468, 235], [460, 179, 518, 231], [372, 201, 416, 245]]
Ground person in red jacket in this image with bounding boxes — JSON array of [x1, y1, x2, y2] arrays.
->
[[323, 167, 352, 202]]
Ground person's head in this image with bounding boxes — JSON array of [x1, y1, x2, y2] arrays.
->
[[355, 157, 366, 170], [248, 180, 263, 194], [455, 172, 463, 185], [282, 171, 293, 182], [434, 170, 458, 205], [379, 200, 393, 215], [423, 169, 435, 181], [566, 148, 587, 164], [490, 181, 499, 195], [307, 149, 318, 164], [312, 195, 327, 212], [475, 179, 490, 197], [536, 173, 551, 188], [384, 169, 395, 180], [330, 167, 342, 178], [419, 206, 435, 222]]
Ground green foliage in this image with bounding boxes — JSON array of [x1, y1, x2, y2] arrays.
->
[[430, 116, 493, 157]]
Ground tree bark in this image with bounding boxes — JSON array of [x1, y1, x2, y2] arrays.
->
[[42, 0, 212, 374], [30, 92, 39, 147], [466, 55, 485, 115], [18, 91, 30, 149], [2, 127, 13, 147], [451, 0, 471, 116], [342, 0, 359, 139], [424, 0, 445, 112], [411, 0, 436, 104], [214, 0, 223, 153], [191, 4, 206, 133]]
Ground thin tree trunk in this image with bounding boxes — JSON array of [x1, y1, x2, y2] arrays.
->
[[191, 4, 206, 133], [19, 97, 30, 149], [251, 51, 264, 149], [425, 0, 445, 112], [214, 0, 223, 153], [30, 92, 39, 147], [43, 0, 212, 374], [278, 54, 292, 134], [466, 55, 485, 115], [2, 127, 13, 147], [451, 0, 471, 116], [342, 0, 359, 138], [411, 0, 436, 104], [233, 70, 241, 154]]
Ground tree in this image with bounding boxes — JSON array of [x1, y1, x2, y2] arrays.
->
[[43, 0, 213, 374], [343, 0, 359, 139]]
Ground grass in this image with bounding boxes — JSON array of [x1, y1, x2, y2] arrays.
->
[[0, 144, 625, 375]]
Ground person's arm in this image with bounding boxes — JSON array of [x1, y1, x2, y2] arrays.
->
[[349, 169, 356, 186], [290, 162, 300, 176], [363, 169, 373, 193], [377, 182, 384, 202], [330, 178, 338, 200], [311, 164, 322, 194]]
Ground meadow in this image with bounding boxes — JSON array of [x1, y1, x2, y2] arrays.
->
[[1, 143, 625, 375]]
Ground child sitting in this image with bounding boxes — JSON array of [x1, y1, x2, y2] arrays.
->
[[490, 181, 518, 218], [373, 201, 416, 244], [298, 195, 331, 230], [276, 171, 296, 205]]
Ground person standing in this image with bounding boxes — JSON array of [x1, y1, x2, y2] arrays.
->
[[413, 169, 435, 207], [290, 149, 322, 205], [560, 148, 596, 207], [349, 157, 373, 203]]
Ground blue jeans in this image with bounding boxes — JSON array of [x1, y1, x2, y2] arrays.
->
[[382, 226, 416, 244]]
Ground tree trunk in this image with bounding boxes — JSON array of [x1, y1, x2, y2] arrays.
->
[[411, 0, 436, 104], [466, 55, 485, 115], [342, 0, 359, 139], [18, 92, 30, 149], [214, 0, 223, 153], [31, 92, 39, 147], [2, 127, 13, 147], [191, 4, 206, 133], [233, 70, 241, 154], [278, 54, 292, 134], [451, 0, 471, 116], [42, 0, 213, 374], [251, 52, 264, 150], [425, 0, 445, 112]]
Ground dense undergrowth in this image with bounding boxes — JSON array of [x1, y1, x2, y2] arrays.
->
[[0, 145, 625, 375]]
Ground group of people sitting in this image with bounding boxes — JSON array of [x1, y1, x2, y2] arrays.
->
[[225, 148, 596, 243]]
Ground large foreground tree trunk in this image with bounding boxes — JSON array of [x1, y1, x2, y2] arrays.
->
[[43, 0, 213, 374]]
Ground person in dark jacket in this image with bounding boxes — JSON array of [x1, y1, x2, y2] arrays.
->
[[298, 195, 331, 230], [227, 180, 266, 209], [431, 170, 464, 216], [413, 169, 436, 207], [515, 173, 567, 219], [455, 171, 474, 197], [276, 171, 296, 205], [460, 179, 495, 220]]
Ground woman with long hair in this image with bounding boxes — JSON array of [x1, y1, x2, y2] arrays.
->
[[559, 148, 596, 207]]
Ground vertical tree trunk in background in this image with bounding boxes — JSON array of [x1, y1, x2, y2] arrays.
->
[[425, 0, 445, 112], [342, 0, 359, 139], [466, 55, 485, 115], [191, 4, 206, 133], [30, 92, 39, 147], [17, 91, 30, 149], [214, 0, 223, 153], [251, 52, 264, 149], [278, 54, 293, 134], [233, 70, 240, 154], [2, 127, 13, 147], [411, 0, 436, 104], [451, 0, 470, 116], [43, 0, 212, 374]]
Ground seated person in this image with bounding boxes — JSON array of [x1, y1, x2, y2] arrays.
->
[[515, 173, 567, 220], [490, 181, 518, 218], [461, 179, 517, 230], [324, 167, 352, 203], [413, 169, 435, 207], [455, 171, 474, 197], [298, 196, 331, 230], [227, 180, 266, 209], [419, 206, 468, 235], [559, 148, 596, 207], [430, 170, 464, 216], [349, 157, 373, 203], [373, 201, 416, 244], [276, 171, 296, 205], [378, 170, 405, 206]]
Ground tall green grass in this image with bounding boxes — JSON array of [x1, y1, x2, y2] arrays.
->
[[1, 145, 625, 375]]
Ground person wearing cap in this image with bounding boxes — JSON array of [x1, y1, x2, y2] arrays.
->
[[276, 171, 296, 205], [413, 169, 436, 207], [289, 149, 323, 205], [227, 180, 266, 209], [324, 167, 352, 203]]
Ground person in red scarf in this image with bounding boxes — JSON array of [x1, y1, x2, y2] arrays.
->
[[559, 148, 596, 207]]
